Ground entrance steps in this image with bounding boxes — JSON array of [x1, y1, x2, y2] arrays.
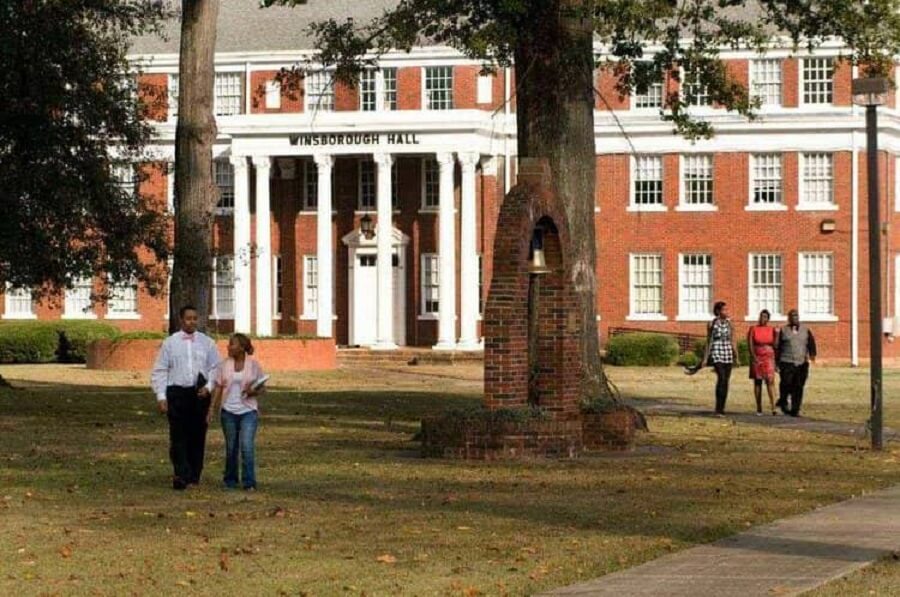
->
[[337, 347, 484, 368]]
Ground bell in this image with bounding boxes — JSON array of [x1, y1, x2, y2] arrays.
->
[[528, 248, 551, 275]]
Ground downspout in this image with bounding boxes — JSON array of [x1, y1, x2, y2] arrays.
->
[[852, 130, 860, 366]]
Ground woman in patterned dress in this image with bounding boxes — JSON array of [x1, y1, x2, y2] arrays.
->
[[702, 301, 740, 416], [748, 309, 779, 416]]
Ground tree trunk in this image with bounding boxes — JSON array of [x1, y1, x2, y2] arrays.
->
[[514, 0, 614, 401], [169, 0, 219, 333]]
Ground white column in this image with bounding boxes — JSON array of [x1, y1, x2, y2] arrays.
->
[[373, 152, 397, 350], [314, 154, 335, 338], [230, 155, 252, 334], [434, 151, 457, 350], [457, 152, 480, 349], [252, 155, 273, 336]]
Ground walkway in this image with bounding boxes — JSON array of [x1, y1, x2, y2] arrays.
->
[[542, 475, 900, 596]]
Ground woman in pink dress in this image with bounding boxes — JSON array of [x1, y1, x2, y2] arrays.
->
[[748, 309, 779, 416]]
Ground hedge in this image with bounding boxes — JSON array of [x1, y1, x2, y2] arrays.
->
[[0, 321, 120, 364], [604, 333, 679, 366], [692, 337, 751, 367]]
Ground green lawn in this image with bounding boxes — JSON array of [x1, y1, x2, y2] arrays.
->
[[1, 363, 898, 596]]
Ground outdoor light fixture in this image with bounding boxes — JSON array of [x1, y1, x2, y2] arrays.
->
[[360, 213, 375, 240], [851, 77, 889, 108], [819, 219, 836, 233], [528, 228, 551, 275]]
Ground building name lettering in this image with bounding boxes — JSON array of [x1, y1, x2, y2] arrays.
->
[[295, 132, 421, 146]]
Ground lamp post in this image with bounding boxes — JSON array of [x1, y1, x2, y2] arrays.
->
[[852, 76, 890, 451]]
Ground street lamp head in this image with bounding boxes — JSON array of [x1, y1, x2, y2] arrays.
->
[[852, 77, 890, 107]]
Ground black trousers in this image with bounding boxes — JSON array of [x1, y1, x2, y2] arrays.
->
[[166, 385, 211, 484], [713, 363, 732, 413], [778, 362, 809, 416]]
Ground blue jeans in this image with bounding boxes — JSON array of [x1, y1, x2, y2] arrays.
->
[[220, 410, 258, 489]]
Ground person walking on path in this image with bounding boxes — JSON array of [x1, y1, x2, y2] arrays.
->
[[701, 301, 740, 416], [151, 305, 221, 490], [748, 309, 779, 416], [776, 309, 817, 417], [209, 333, 266, 490]]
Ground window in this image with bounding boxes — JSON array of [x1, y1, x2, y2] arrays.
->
[[214, 72, 242, 116], [750, 59, 782, 106], [360, 68, 397, 112], [632, 156, 663, 207], [108, 277, 138, 317], [477, 74, 493, 104], [215, 160, 234, 211], [684, 72, 710, 107], [383, 68, 397, 110], [306, 70, 334, 112], [750, 153, 783, 206], [800, 153, 834, 207], [4, 285, 34, 319], [422, 157, 440, 209], [112, 163, 136, 197], [360, 69, 377, 111], [634, 64, 663, 109], [681, 155, 713, 206], [273, 255, 283, 318], [749, 253, 783, 317], [303, 255, 318, 316], [168, 74, 179, 121], [679, 254, 712, 319], [802, 57, 834, 105], [421, 254, 439, 314], [629, 254, 663, 317], [358, 159, 376, 210], [212, 256, 234, 318], [265, 80, 281, 109], [799, 253, 834, 317], [425, 66, 453, 110], [65, 277, 94, 318], [303, 160, 318, 210]]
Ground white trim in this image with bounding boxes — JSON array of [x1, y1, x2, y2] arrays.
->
[[105, 313, 142, 321], [679, 154, 715, 209], [747, 253, 784, 320], [748, 153, 785, 209], [420, 252, 440, 316], [675, 204, 718, 212], [677, 253, 713, 321], [744, 315, 787, 322], [629, 155, 666, 211], [628, 253, 665, 319], [798, 56, 835, 108], [797, 152, 836, 210], [625, 314, 669, 322], [302, 254, 318, 318], [1, 313, 37, 320], [211, 255, 235, 320], [798, 251, 835, 320], [745, 203, 789, 212], [3, 285, 36, 319]]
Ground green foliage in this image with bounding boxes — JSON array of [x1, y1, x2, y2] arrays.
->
[[677, 352, 701, 368], [0, 1, 170, 297], [692, 337, 750, 367], [434, 405, 549, 426], [116, 330, 168, 340], [0, 321, 120, 364], [604, 333, 679, 366]]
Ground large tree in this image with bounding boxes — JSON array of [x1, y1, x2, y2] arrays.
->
[[0, 0, 170, 301], [268, 0, 900, 402]]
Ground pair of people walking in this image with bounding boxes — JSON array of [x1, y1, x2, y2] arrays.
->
[[697, 303, 816, 417], [151, 305, 266, 490]]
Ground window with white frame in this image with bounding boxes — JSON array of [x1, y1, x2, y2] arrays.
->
[[683, 72, 710, 106], [421, 254, 440, 314], [800, 152, 834, 207], [799, 252, 834, 317], [214, 72, 242, 116], [108, 277, 138, 317], [264, 80, 281, 110], [167, 74, 179, 121], [634, 64, 663, 109], [801, 57, 834, 105], [112, 163, 136, 197], [360, 68, 398, 111], [679, 254, 712, 318], [751, 153, 783, 206], [215, 160, 234, 211], [360, 69, 377, 111], [303, 160, 318, 210], [273, 255, 283, 318], [422, 157, 440, 209], [212, 256, 234, 318], [750, 58, 782, 106], [749, 253, 783, 316], [306, 70, 334, 112], [630, 254, 664, 316], [383, 67, 397, 110], [425, 66, 453, 110], [682, 155, 713, 206], [65, 277, 94, 317], [303, 255, 318, 316], [633, 156, 664, 207], [358, 160, 376, 210], [4, 285, 34, 318]]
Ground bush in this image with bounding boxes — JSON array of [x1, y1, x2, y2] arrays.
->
[[677, 352, 700, 368], [0, 321, 120, 364], [116, 330, 168, 340], [691, 337, 750, 367], [604, 333, 679, 366]]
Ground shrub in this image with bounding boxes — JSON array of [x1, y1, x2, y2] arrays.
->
[[692, 337, 750, 367], [116, 330, 168, 340], [677, 352, 700, 368], [604, 333, 679, 366], [0, 321, 120, 364]]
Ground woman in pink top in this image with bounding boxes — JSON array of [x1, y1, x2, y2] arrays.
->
[[209, 334, 265, 490], [748, 309, 779, 416]]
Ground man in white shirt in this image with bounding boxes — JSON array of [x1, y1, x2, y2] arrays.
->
[[151, 305, 221, 490]]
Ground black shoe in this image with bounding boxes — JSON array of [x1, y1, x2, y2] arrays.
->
[[173, 478, 188, 490]]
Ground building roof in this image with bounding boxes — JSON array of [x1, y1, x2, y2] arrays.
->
[[129, 0, 402, 55]]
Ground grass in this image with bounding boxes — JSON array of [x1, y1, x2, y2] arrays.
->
[[807, 555, 900, 596], [1, 363, 899, 595]]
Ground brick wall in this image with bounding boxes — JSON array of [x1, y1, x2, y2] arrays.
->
[[397, 67, 421, 110], [249, 70, 303, 113], [137, 73, 168, 122]]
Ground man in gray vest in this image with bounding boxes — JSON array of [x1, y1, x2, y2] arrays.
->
[[776, 309, 817, 417]]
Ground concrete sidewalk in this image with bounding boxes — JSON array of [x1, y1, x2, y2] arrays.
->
[[541, 483, 900, 596]]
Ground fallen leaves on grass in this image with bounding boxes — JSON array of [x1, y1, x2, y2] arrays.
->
[[375, 554, 397, 564]]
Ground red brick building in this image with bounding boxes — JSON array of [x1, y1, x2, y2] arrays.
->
[[4, 1, 899, 364]]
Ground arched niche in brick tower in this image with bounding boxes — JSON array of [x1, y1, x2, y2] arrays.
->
[[483, 159, 583, 420]]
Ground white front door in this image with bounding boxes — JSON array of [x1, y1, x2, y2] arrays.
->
[[351, 253, 378, 346]]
